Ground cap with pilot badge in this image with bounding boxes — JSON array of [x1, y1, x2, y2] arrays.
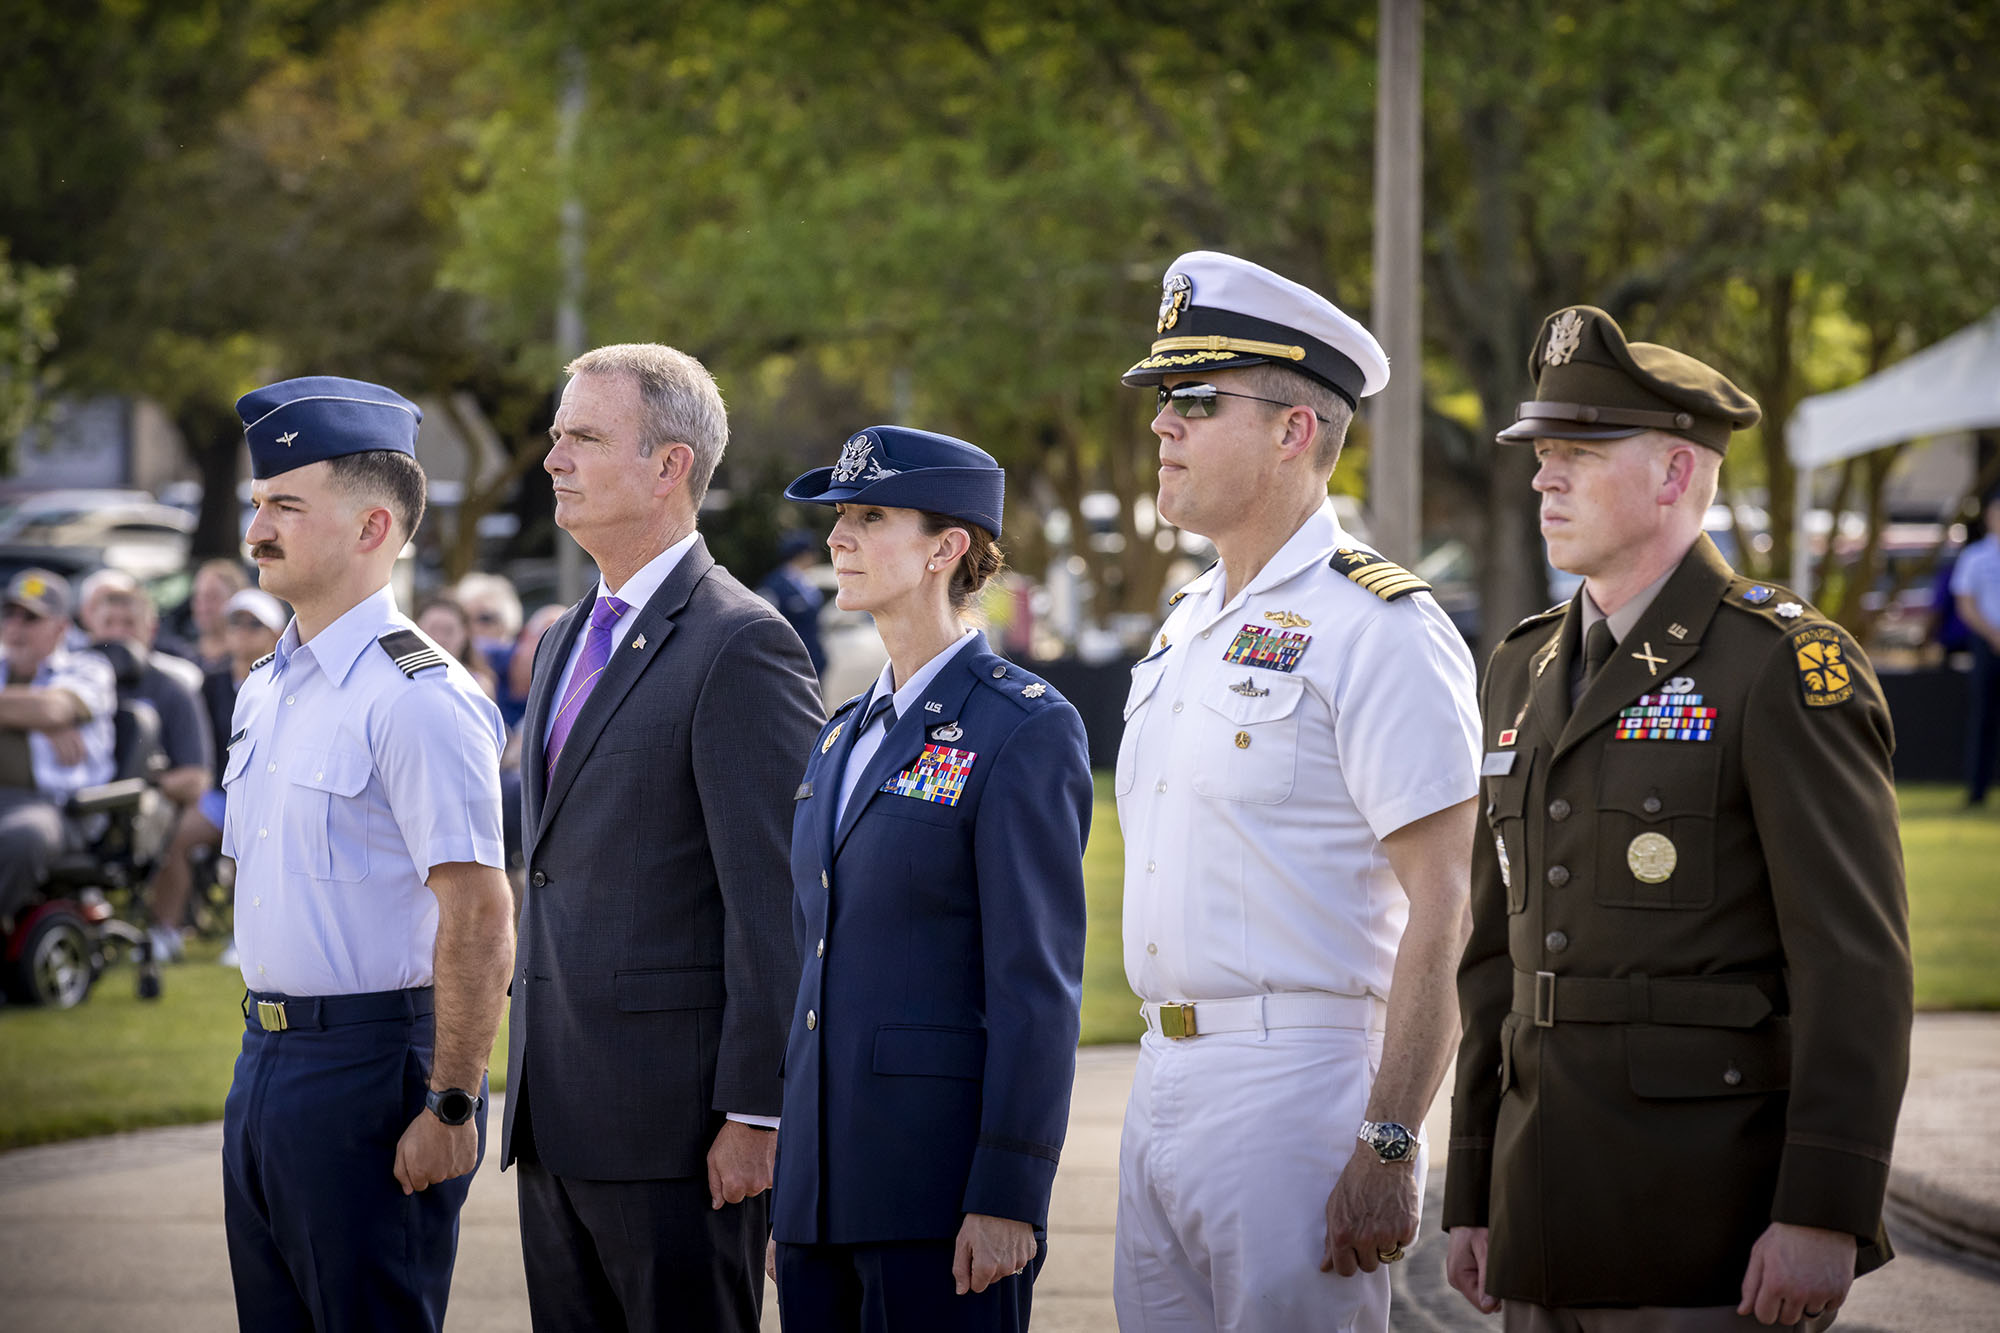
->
[[785, 425, 1005, 538], [235, 375, 423, 479], [1121, 250, 1391, 408], [1498, 306, 1760, 453]]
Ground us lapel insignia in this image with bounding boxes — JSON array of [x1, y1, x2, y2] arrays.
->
[[1631, 641, 1667, 673], [929, 721, 964, 743], [821, 722, 843, 754], [1022, 682, 1047, 698], [1263, 610, 1311, 629], [632, 634, 646, 650], [1668, 622, 1690, 640], [1534, 633, 1561, 677], [924, 700, 943, 713], [1222, 623, 1310, 672], [1229, 677, 1269, 698], [881, 743, 977, 806]]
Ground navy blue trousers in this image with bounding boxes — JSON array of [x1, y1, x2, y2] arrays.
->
[[222, 990, 486, 1332], [1967, 639, 2000, 803], [776, 1236, 1042, 1333]]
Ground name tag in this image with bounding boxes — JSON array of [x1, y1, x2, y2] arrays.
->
[[1482, 751, 1517, 777]]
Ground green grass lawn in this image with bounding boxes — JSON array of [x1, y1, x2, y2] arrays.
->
[[1, 781, 1992, 1148]]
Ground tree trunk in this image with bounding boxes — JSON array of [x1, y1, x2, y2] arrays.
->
[[179, 401, 245, 560]]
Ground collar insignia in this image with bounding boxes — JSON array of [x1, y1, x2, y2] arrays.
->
[[1631, 641, 1667, 673], [821, 722, 843, 753]]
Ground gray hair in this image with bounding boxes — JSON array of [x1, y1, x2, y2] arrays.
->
[[454, 572, 523, 638], [78, 568, 145, 612], [566, 344, 729, 510], [1238, 364, 1356, 472]]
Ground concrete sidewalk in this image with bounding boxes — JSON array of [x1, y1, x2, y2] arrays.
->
[[2, 1017, 1997, 1331]]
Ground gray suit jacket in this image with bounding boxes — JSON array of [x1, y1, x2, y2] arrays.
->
[[501, 537, 822, 1180]]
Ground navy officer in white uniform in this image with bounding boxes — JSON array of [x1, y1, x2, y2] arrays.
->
[[1113, 253, 1483, 1332], [770, 426, 1092, 1333], [219, 376, 514, 1331]]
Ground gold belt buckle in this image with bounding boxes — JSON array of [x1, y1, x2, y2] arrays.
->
[[1158, 1002, 1199, 1040], [256, 1000, 289, 1032]]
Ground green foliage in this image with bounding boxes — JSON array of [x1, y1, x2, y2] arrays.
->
[[0, 243, 74, 472]]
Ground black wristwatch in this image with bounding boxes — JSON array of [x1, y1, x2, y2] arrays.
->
[[426, 1086, 481, 1126], [1357, 1119, 1419, 1164]]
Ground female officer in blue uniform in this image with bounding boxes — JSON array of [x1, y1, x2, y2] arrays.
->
[[770, 426, 1092, 1332]]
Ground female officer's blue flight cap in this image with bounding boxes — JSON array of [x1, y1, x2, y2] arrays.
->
[[236, 375, 423, 480], [785, 426, 1005, 538]]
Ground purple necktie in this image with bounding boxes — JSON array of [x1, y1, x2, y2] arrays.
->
[[545, 594, 630, 781]]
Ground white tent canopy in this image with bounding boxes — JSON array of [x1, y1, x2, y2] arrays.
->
[[1783, 308, 2000, 587]]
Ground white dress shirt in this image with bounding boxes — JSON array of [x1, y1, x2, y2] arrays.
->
[[222, 586, 506, 996], [1117, 500, 1482, 1004], [544, 531, 701, 750], [835, 628, 980, 824]]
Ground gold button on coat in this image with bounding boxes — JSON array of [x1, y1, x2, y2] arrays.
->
[[1234, 731, 1251, 749]]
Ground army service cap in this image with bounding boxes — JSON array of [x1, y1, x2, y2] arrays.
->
[[235, 375, 423, 479], [785, 425, 1005, 538], [1499, 306, 1760, 453], [1121, 251, 1390, 408]]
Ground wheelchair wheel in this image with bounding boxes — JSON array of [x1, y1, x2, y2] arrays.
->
[[6, 910, 99, 1008]]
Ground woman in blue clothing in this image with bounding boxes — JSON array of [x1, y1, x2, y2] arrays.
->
[[769, 425, 1092, 1333]]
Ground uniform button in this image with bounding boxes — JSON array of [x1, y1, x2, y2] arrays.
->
[[991, 666, 1006, 679], [530, 871, 547, 888], [1156, 780, 1168, 793], [821, 870, 829, 888], [1546, 864, 1569, 887], [806, 1010, 817, 1030], [266, 762, 276, 774], [1642, 796, 1663, 815], [1548, 798, 1571, 821], [1234, 731, 1250, 749], [314, 771, 323, 781], [1545, 930, 1569, 953], [1487, 799, 1497, 818], [1147, 942, 1158, 955], [1147, 860, 1157, 873], [257, 963, 266, 974], [252, 897, 261, 907], [285, 696, 296, 706], [1201, 630, 1212, 639], [258, 828, 268, 839], [1723, 1067, 1743, 1087], [1172, 701, 1184, 713], [816, 939, 825, 958]]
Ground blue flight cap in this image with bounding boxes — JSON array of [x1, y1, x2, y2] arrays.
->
[[235, 375, 423, 480], [785, 426, 1005, 538]]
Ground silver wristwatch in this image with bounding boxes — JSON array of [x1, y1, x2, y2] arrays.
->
[[1357, 1119, 1419, 1164]]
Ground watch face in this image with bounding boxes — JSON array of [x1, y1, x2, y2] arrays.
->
[[431, 1089, 476, 1124], [1365, 1122, 1415, 1161]]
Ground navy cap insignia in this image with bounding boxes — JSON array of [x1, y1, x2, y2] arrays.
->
[[1544, 309, 1584, 366], [831, 432, 901, 485], [1742, 585, 1774, 605], [277, 431, 299, 447], [1157, 272, 1192, 333]]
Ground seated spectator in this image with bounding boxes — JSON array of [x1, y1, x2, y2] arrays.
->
[[0, 570, 116, 933], [146, 587, 287, 968], [161, 558, 253, 671], [457, 572, 525, 725], [79, 570, 216, 961], [417, 593, 500, 699]]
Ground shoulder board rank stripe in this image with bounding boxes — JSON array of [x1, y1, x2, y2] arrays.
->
[[250, 651, 275, 671], [377, 628, 447, 678], [1328, 548, 1431, 602], [1167, 590, 1188, 607]]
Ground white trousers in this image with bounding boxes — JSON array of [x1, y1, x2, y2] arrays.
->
[[1113, 1024, 1423, 1333]]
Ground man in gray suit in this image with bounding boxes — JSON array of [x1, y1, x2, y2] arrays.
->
[[502, 343, 822, 1330]]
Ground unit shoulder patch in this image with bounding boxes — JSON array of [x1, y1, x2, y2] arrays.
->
[[1791, 624, 1855, 708], [376, 628, 448, 678], [1327, 547, 1431, 602]]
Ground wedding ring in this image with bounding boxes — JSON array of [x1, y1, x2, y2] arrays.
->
[[1376, 1245, 1406, 1263]]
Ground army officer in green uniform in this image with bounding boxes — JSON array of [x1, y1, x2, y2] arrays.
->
[[1443, 307, 1913, 1330]]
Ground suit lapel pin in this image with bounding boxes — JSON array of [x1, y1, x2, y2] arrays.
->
[[632, 634, 646, 650]]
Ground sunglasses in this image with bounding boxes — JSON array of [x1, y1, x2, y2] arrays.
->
[[1157, 382, 1330, 423]]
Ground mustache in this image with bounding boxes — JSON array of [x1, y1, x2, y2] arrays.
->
[[251, 541, 284, 561]]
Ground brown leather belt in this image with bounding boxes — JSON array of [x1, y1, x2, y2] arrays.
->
[[1512, 970, 1783, 1030]]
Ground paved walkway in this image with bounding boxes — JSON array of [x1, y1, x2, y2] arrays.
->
[[2, 1017, 1996, 1331]]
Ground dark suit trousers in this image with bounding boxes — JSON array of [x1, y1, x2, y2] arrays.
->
[[514, 1095, 766, 1333], [775, 1238, 1042, 1333]]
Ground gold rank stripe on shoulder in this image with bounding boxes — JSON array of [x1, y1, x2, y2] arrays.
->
[[376, 628, 447, 678], [1327, 548, 1431, 602]]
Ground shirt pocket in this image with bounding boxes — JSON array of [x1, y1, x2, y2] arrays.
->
[[1115, 658, 1168, 797], [1192, 674, 1306, 805], [282, 745, 372, 882], [1484, 751, 1535, 914], [1594, 743, 1719, 909], [221, 735, 257, 792]]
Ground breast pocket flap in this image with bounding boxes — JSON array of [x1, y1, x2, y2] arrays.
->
[[289, 747, 370, 796], [222, 738, 257, 785], [614, 967, 726, 1012], [1124, 659, 1167, 721], [1201, 674, 1305, 725], [872, 1024, 986, 1080]]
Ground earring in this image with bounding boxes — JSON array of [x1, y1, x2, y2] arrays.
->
[[927, 562, 937, 571]]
